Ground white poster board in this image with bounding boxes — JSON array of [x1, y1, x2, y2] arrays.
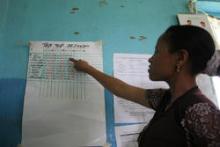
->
[[23, 41, 106, 147]]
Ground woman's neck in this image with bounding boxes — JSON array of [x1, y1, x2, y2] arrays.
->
[[168, 73, 197, 102]]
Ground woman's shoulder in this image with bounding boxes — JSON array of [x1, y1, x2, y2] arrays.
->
[[191, 88, 218, 108], [180, 87, 218, 109], [181, 88, 220, 146], [174, 87, 219, 121]]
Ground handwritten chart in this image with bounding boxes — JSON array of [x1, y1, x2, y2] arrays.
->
[[27, 41, 102, 100], [23, 41, 106, 147]]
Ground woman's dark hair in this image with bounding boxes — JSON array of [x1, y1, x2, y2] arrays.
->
[[163, 25, 215, 75]]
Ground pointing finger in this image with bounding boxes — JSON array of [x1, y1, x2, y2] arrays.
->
[[69, 58, 77, 63]]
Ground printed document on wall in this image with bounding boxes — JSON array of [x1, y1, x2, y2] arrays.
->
[[113, 53, 169, 123], [23, 41, 106, 147]]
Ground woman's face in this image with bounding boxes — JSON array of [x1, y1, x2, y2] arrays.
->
[[148, 36, 178, 82]]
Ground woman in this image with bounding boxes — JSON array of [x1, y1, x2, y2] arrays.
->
[[69, 25, 220, 147]]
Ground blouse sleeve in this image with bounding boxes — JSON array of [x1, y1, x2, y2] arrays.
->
[[181, 102, 220, 147], [145, 89, 167, 110]]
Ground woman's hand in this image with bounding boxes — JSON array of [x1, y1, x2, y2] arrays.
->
[[69, 58, 92, 73]]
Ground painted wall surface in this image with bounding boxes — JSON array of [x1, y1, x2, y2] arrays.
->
[[0, 0, 187, 146], [196, 1, 220, 18]]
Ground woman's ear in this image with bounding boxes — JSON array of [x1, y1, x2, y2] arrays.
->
[[176, 49, 189, 66]]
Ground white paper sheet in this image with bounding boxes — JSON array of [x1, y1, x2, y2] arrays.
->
[[196, 74, 218, 107], [208, 16, 220, 50], [115, 124, 145, 147], [23, 41, 106, 147], [212, 76, 220, 109], [113, 53, 169, 123]]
